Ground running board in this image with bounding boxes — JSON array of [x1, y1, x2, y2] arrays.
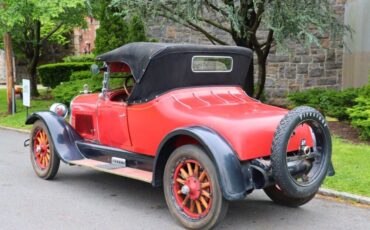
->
[[70, 159, 152, 183]]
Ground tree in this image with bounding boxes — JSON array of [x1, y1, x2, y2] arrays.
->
[[111, 0, 347, 99], [93, 0, 150, 55], [0, 0, 87, 97]]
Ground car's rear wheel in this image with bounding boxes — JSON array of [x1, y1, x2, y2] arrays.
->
[[264, 184, 316, 207], [271, 106, 332, 199], [30, 120, 60, 179], [163, 145, 228, 230]]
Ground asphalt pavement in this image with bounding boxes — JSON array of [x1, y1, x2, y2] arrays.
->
[[0, 128, 369, 230]]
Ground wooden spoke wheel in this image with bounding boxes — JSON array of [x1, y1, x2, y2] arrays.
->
[[30, 120, 60, 180], [163, 145, 228, 230], [173, 159, 212, 219], [33, 129, 50, 170]]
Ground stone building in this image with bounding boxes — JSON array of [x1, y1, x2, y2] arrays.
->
[[73, 17, 100, 55]]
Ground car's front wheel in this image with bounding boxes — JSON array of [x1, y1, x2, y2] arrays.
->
[[163, 144, 228, 230], [30, 120, 60, 180]]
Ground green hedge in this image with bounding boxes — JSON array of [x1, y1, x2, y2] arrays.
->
[[288, 85, 370, 140], [288, 88, 360, 121], [52, 76, 124, 106], [38, 62, 94, 88], [62, 54, 95, 63], [70, 70, 92, 81]]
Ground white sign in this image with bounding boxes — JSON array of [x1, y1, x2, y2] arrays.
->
[[22, 79, 30, 107]]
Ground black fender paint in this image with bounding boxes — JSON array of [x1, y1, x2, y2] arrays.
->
[[25, 111, 84, 163], [153, 126, 254, 201]]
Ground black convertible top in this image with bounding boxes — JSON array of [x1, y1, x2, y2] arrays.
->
[[96, 42, 254, 104]]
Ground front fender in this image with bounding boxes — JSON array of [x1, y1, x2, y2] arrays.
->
[[25, 111, 84, 163], [153, 126, 253, 201]]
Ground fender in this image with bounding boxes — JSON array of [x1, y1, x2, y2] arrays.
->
[[25, 111, 84, 163], [153, 126, 254, 201]]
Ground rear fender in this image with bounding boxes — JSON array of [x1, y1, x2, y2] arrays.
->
[[25, 111, 84, 163], [153, 126, 254, 201]]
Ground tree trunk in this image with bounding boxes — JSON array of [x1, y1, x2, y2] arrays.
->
[[29, 63, 39, 97], [3, 32, 14, 115], [29, 20, 41, 97], [255, 55, 267, 100]]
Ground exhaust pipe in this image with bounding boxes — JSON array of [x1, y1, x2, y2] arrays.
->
[[250, 159, 273, 189], [250, 159, 312, 189]]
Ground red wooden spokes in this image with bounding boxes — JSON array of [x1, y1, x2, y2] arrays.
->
[[33, 129, 51, 170], [173, 159, 212, 219]]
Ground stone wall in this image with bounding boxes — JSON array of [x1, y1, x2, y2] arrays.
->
[[147, 1, 346, 104]]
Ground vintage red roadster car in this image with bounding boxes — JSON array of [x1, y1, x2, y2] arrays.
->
[[26, 43, 334, 229]]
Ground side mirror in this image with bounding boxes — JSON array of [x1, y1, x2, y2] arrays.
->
[[91, 64, 100, 75]]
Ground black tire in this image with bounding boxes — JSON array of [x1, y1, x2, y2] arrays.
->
[[271, 106, 332, 199], [163, 144, 228, 230], [30, 120, 60, 180], [264, 185, 316, 207]]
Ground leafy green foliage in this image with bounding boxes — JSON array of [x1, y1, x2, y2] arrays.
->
[[63, 54, 96, 63], [347, 86, 370, 140], [127, 14, 147, 42], [0, 0, 87, 96], [52, 75, 124, 105], [93, 0, 149, 55], [288, 88, 360, 121], [70, 70, 93, 81], [38, 62, 94, 88]]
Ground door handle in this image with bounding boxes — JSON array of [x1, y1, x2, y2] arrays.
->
[[119, 114, 126, 118]]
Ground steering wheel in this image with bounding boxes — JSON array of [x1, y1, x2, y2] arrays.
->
[[123, 75, 135, 97]]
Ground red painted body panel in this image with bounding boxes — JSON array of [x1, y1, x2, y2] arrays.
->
[[70, 86, 313, 161]]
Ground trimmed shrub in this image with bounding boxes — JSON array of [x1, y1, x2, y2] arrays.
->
[[288, 88, 360, 120], [70, 70, 92, 81], [52, 75, 124, 106], [63, 54, 95, 63], [38, 62, 94, 88], [52, 76, 101, 105], [347, 86, 370, 140]]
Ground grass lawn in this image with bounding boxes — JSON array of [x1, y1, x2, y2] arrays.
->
[[0, 88, 369, 197], [0, 89, 55, 129], [323, 137, 370, 197]]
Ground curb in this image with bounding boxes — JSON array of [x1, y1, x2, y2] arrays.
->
[[0, 125, 30, 134], [319, 188, 370, 205]]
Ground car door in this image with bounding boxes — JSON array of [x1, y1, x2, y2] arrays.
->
[[97, 97, 132, 149]]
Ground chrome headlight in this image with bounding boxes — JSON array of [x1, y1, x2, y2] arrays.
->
[[50, 103, 68, 118]]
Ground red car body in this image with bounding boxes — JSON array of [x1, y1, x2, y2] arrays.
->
[[71, 86, 313, 160]]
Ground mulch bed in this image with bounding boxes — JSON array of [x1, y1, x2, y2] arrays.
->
[[328, 120, 370, 145]]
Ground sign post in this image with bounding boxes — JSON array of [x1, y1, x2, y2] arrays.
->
[[22, 79, 30, 118]]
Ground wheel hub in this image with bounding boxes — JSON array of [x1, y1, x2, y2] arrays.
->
[[184, 176, 201, 200], [36, 146, 42, 153], [181, 185, 190, 195]]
